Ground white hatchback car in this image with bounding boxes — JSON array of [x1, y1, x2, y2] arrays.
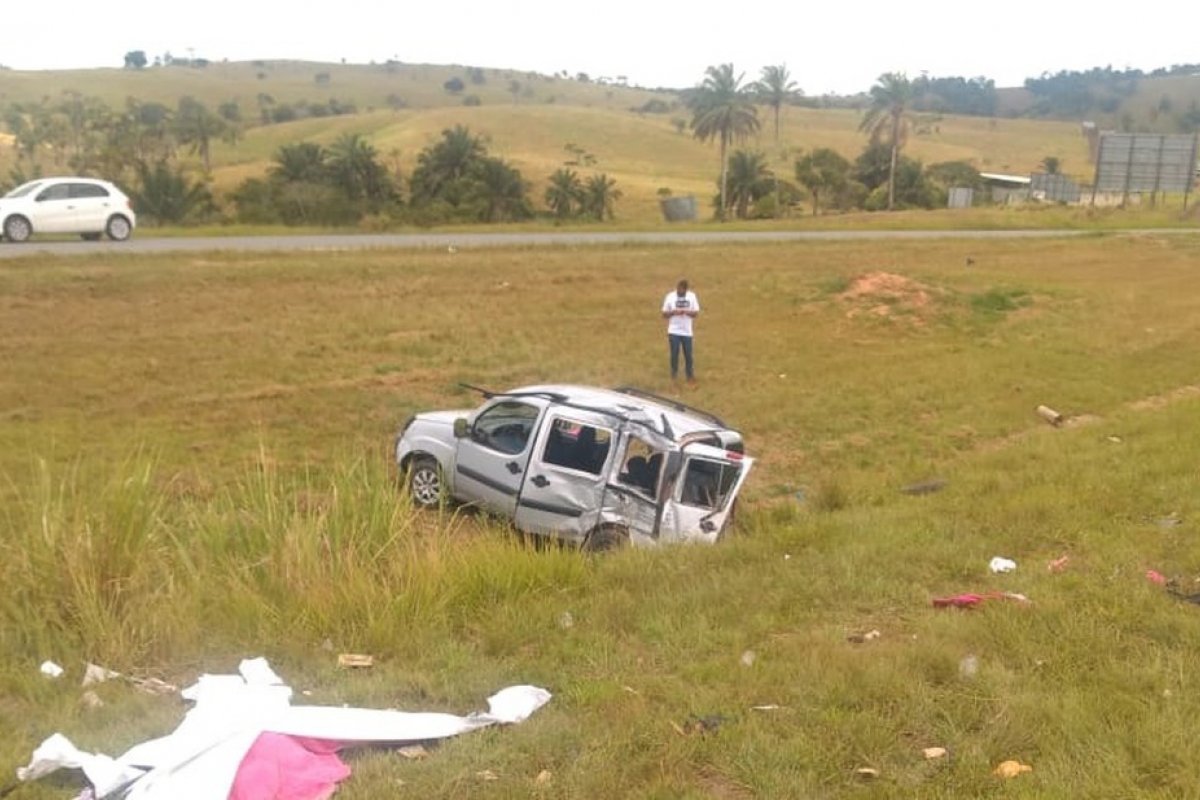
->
[[0, 177, 137, 243]]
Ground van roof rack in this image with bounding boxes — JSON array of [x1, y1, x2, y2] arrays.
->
[[612, 386, 726, 428]]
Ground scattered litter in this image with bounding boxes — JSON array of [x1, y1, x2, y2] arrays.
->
[[1147, 570, 1168, 586], [1048, 555, 1070, 573], [127, 676, 177, 696], [751, 704, 783, 712], [847, 629, 881, 644], [1035, 405, 1064, 426], [989, 557, 1017, 574], [784, 554, 792, 561], [674, 714, 728, 736], [993, 760, 1033, 778], [476, 770, 499, 781], [923, 746, 948, 760], [778, 373, 787, 379], [40, 661, 64, 679], [901, 478, 947, 496], [932, 591, 1029, 609], [740, 650, 756, 667], [336, 653, 374, 668], [82, 663, 121, 687], [854, 767, 880, 780], [80, 691, 105, 711], [959, 655, 979, 679], [1107, 435, 1122, 443], [535, 769, 552, 785], [447, 246, 458, 254], [622, 686, 639, 695], [17, 657, 551, 800], [557, 611, 574, 629], [396, 745, 428, 760], [1157, 513, 1183, 528]]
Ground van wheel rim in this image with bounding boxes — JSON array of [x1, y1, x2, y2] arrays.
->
[[412, 469, 441, 504]]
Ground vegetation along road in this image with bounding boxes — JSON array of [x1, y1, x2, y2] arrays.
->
[[2, 228, 1197, 258]]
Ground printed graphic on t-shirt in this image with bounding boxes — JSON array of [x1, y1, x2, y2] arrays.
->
[[675, 298, 690, 309]]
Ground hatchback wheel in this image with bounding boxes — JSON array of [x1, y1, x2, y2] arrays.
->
[[407, 456, 444, 508], [106, 215, 132, 242], [3, 215, 32, 243]]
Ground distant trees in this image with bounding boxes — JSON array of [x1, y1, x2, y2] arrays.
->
[[545, 168, 584, 218], [752, 65, 801, 145], [723, 151, 772, 219], [858, 72, 915, 211], [123, 51, 148, 70], [688, 64, 760, 220], [794, 148, 855, 215]]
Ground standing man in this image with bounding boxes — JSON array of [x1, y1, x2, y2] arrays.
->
[[662, 278, 700, 381]]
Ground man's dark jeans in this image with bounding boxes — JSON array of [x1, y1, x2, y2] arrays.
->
[[668, 334, 695, 380]]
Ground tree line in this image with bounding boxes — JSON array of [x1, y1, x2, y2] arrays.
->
[[686, 65, 987, 218]]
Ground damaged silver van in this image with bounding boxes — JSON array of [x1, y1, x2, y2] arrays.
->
[[394, 385, 754, 549]]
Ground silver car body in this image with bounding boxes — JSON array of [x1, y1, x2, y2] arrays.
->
[[395, 385, 754, 546]]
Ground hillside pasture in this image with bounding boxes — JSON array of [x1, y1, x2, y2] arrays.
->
[[4, 232, 1200, 796]]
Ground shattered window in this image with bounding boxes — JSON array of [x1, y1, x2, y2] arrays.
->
[[617, 436, 664, 496], [679, 458, 741, 510], [472, 401, 540, 455], [542, 417, 611, 475]]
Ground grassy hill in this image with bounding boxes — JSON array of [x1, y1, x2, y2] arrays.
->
[[0, 60, 1185, 224]]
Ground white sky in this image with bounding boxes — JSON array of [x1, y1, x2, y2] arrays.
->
[[4, 0, 1197, 95]]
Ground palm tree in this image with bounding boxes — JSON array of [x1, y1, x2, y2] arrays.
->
[[688, 64, 760, 220], [410, 125, 487, 203], [858, 72, 915, 211], [545, 168, 584, 218], [752, 65, 800, 145], [271, 142, 327, 183], [174, 96, 227, 172], [466, 157, 530, 222], [327, 133, 393, 206], [581, 174, 622, 220], [724, 151, 772, 218]]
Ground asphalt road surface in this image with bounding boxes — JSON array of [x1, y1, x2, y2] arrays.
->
[[0, 228, 1196, 258]]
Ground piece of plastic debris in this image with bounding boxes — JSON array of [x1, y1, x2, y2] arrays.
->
[[1035, 405, 1064, 426], [80, 691, 105, 710], [901, 478, 947, 496], [18, 658, 552, 800], [989, 557, 1017, 574], [1147, 570, 1168, 586], [1157, 514, 1183, 528], [923, 746, 948, 760], [477, 770, 499, 781], [993, 760, 1032, 778], [82, 663, 121, 687], [855, 767, 880, 780], [740, 650, 756, 667], [396, 745, 428, 760], [751, 704, 783, 711], [127, 675, 178, 695], [1107, 435, 1122, 443], [784, 553, 792, 560], [959, 655, 979, 678], [1048, 555, 1070, 573], [933, 591, 1030, 609], [847, 629, 882, 644], [535, 770, 552, 785], [336, 653, 374, 668], [557, 611, 574, 629], [40, 661, 64, 679]]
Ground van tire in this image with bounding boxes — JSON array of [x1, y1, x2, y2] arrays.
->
[[407, 456, 444, 508], [583, 524, 629, 552]]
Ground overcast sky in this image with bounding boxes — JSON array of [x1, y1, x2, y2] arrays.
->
[[5, 0, 1197, 95]]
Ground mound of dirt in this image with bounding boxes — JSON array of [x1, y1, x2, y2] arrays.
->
[[839, 271, 938, 321]]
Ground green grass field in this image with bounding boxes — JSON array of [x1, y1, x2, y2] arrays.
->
[[4, 232, 1200, 796]]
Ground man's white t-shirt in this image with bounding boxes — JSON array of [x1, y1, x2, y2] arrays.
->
[[662, 290, 700, 337]]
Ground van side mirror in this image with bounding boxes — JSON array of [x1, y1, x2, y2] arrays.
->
[[453, 418, 469, 438]]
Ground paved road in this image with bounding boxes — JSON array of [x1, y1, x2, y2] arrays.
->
[[0, 228, 1196, 258]]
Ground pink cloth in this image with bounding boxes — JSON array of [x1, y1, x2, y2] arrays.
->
[[229, 733, 350, 800], [932, 591, 1030, 609]]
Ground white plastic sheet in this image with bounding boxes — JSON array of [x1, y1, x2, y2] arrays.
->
[[17, 657, 551, 800]]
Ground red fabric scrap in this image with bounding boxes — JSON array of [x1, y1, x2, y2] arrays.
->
[[229, 733, 350, 800], [932, 591, 1030, 609]]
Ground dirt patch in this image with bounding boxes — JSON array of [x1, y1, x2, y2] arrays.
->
[[1129, 385, 1200, 411], [838, 271, 939, 323]]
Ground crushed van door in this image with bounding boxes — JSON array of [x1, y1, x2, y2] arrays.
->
[[514, 411, 614, 538], [658, 443, 754, 544]]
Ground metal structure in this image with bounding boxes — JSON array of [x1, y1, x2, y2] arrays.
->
[[1031, 173, 1082, 203], [659, 195, 698, 222], [1090, 133, 1198, 207], [947, 187, 974, 208]]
